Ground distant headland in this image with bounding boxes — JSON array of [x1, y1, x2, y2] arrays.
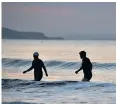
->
[[2, 27, 64, 40]]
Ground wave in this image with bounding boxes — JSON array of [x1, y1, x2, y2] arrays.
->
[[2, 58, 116, 70], [2, 79, 78, 89], [2, 79, 115, 90], [2, 58, 31, 67], [3, 102, 37, 104]]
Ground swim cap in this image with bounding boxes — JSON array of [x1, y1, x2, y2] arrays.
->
[[33, 52, 39, 56]]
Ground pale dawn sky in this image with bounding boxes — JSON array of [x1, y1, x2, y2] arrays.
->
[[2, 2, 116, 39]]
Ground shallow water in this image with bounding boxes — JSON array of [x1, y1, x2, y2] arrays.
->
[[2, 39, 116, 104], [2, 79, 116, 104]]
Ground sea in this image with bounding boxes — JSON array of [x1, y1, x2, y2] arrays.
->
[[2, 39, 116, 104]]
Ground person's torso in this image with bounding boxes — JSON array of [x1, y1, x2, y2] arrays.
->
[[82, 57, 92, 75], [32, 59, 43, 72]]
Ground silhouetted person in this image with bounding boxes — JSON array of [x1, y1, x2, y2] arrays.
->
[[23, 52, 48, 81], [75, 51, 92, 81]]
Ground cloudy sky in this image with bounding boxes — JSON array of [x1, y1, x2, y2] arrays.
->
[[2, 2, 116, 39]]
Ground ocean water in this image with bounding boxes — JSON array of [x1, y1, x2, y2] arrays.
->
[[2, 39, 116, 104]]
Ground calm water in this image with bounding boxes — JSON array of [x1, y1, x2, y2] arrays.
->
[[2, 39, 116, 104]]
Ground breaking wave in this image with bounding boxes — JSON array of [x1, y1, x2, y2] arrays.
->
[[2, 58, 116, 70]]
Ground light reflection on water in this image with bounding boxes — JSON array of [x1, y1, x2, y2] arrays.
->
[[2, 39, 116, 83], [2, 39, 116, 62]]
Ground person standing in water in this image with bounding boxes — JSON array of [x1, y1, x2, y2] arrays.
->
[[75, 51, 92, 81], [23, 52, 48, 81]]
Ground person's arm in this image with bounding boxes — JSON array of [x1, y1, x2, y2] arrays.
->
[[75, 66, 83, 74], [23, 66, 33, 74], [42, 61, 48, 76], [23, 61, 34, 74]]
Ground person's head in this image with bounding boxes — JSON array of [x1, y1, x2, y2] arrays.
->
[[79, 51, 86, 59], [33, 52, 39, 60]]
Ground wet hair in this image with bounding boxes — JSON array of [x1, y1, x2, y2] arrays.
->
[[79, 51, 86, 56]]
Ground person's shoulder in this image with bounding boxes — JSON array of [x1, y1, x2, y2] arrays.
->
[[38, 59, 44, 66], [86, 57, 90, 60], [84, 57, 90, 61], [87, 57, 91, 60], [86, 57, 92, 64], [32, 60, 35, 64], [38, 59, 43, 63]]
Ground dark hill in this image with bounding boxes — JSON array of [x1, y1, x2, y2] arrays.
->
[[2, 27, 63, 40]]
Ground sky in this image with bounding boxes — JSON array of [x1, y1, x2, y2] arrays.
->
[[2, 2, 116, 39]]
